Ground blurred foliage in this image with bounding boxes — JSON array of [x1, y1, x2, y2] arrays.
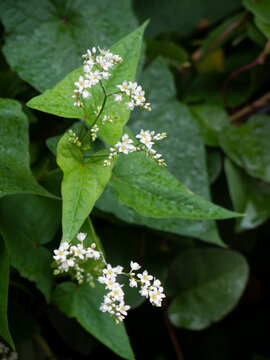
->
[[0, 0, 270, 359]]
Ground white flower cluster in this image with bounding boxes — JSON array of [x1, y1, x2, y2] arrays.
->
[[115, 81, 151, 111], [104, 130, 167, 167], [91, 124, 99, 142], [72, 47, 122, 107], [98, 261, 165, 323], [53, 232, 100, 284], [53, 233, 165, 324], [137, 271, 165, 307], [98, 264, 130, 324], [0, 342, 18, 360]]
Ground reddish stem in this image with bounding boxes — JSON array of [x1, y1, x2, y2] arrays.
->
[[179, 16, 247, 77], [222, 39, 270, 108], [198, 16, 247, 63], [162, 299, 185, 360]]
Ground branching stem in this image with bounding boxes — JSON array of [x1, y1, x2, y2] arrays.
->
[[81, 81, 108, 146]]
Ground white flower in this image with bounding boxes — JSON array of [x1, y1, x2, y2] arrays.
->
[[83, 64, 93, 73], [103, 264, 118, 279], [77, 232, 87, 242], [121, 133, 133, 145], [117, 80, 130, 95], [133, 86, 146, 105], [149, 288, 165, 307], [139, 285, 150, 298], [82, 90, 91, 99], [137, 270, 153, 286], [130, 261, 141, 271], [53, 248, 69, 261], [74, 76, 89, 92], [129, 278, 138, 288], [92, 250, 100, 260], [74, 100, 83, 108], [144, 102, 152, 111], [70, 244, 85, 260], [96, 56, 113, 71], [60, 242, 70, 250], [100, 303, 113, 313], [86, 70, 101, 86], [60, 258, 75, 272], [109, 283, 124, 302], [114, 94, 122, 104], [152, 279, 162, 288], [128, 81, 138, 91], [115, 141, 131, 155], [125, 100, 135, 110], [101, 71, 111, 80], [136, 129, 154, 148], [98, 276, 116, 289], [116, 302, 130, 316]]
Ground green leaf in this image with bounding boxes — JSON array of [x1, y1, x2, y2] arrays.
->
[[255, 17, 270, 38], [27, 22, 147, 145], [207, 151, 223, 184], [225, 158, 270, 231], [52, 282, 134, 360], [97, 58, 224, 245], [81, 217, 104, 253], [146, 40, 188, 65], [134, 0, 242, 38], [243, 0, 270, 25], [0, 0, 138, 92], [0, 237, 14, 348], [183, 73, 224, 106], [219, 114, 270, 182], [110, 151, 240, 220], [247, 19, 268, 46], [0, 98, 54, 198], [57, 133, 112, 243], [190, 104, 230, 146], [0, 194, 61, 300], [167, 248, 249, 330]]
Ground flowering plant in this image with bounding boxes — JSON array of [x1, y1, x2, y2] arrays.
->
[[0, 17, 245, 360], [53, 232, 165, 323]]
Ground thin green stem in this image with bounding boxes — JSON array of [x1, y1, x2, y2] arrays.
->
[[78, 116, 87, 139], [107, 90, 122, 97], [84, 153, 109, 158], [81, 81, 108, 146], [35, 334, 57, 360]]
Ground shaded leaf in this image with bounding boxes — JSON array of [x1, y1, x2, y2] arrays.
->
[[255, 17, 270, 38], [0, 195, 61, 300], [167, 248, 249, 330], [190, 104, 229, 146], [0, 0, 138, 91], [146, 39, 188, 65], [0, 237, 14, 348], [52, 282, 135, 359], [207, 151, 223, 184], [225, 158, 270, 231], [0, 98, 54, 198], [219, 114, 270, 182], [243, 0, 270, 25], [134, 0, 242, 38]]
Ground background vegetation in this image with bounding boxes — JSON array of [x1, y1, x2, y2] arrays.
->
[[0, 0, 270, 359]]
